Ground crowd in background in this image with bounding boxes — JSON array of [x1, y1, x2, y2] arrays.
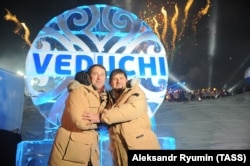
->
[[165, 84, 250, 102]]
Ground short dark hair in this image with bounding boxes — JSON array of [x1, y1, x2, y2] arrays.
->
[[74, 71, 91, 85], [87, 64, 107, 76], [109, 69, 127, 83]]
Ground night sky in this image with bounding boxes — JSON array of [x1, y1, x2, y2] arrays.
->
[[0, 0, 249, 91]]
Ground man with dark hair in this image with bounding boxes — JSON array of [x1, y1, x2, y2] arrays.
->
[[49, 64, 107, 166], [83, 68, 160, 166]]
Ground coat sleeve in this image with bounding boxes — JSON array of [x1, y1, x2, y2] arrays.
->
[[65, 87, 97, 130], [101, 87, 148, 125]]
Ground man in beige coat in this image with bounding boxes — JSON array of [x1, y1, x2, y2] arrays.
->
[[83, 69, 160, 166], [48, 64, 107, 166]]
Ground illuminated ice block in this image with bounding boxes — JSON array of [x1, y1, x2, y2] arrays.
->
[[15, 139, 112, 166], [159, 136, 176, 149], [16, 140, 52, 166], [16, 117, 175, 166], [0, 68, 24, 165], [16, 136, 175, 166], [0, 68, 24, 131]]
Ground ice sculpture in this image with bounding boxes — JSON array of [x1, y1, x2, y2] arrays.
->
[[16, 4, 175, 166], [25, 4, 168, 128]]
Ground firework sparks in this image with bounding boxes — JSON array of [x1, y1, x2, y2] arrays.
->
[[139, 0, 211, 60], [179, 0, 194, 39], [161, 7, 168, 51], [192, 0, 211, 34], [170, 4, 179, 56], [4, 9, 31, 46], [153, 16, 160, 39]]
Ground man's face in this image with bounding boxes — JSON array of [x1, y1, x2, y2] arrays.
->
[[110, 73, 127, 90], [89, 66, 106, 91]]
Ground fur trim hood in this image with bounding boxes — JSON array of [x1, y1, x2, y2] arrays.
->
[[67, 80, 82, 92], [127, 78, 140, 88]]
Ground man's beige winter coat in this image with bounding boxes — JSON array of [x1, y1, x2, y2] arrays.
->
[[48, 81, 105, 166], [101, 79, 161, 166]]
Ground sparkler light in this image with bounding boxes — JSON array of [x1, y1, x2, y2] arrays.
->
[[3, 9, 31, 46]]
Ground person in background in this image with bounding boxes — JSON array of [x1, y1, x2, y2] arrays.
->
[[48, 64, 107, 166], [82, 68, 160, 166]]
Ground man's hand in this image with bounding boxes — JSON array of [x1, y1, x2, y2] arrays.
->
[[82, 112, 100, 124]]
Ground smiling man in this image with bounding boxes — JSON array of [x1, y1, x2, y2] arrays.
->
[[83, 68, 160, 166]]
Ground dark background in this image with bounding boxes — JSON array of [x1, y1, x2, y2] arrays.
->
[[0, 0, 249, 90]]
